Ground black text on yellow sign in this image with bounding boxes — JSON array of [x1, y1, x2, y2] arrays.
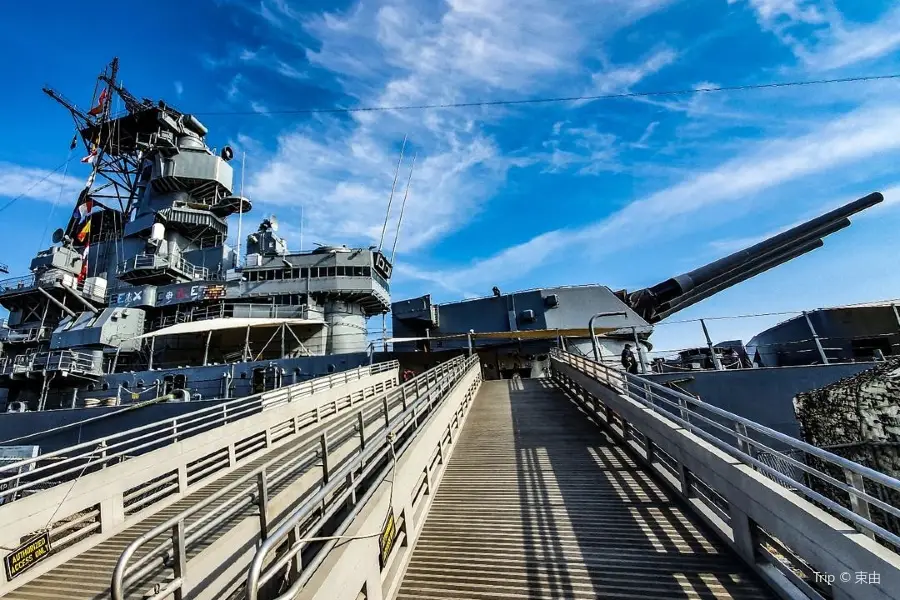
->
[[4, 532, 52, 580], [379, 510, 397, 569]]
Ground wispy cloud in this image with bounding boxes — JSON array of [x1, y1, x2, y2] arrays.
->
[[174, 81, 184, 97], [733, 0, 900, 70], [408, 102, 900, 292], [243, 0, 676, 254], [0, 162, 83, 205], [632, 121, 659, 148], [588, 48, 678, 95], [250, 101, 271, 116], [226, 74, 243, 101]]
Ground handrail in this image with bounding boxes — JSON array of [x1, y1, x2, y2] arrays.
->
[[244, 354, 479, 600], [111, 355, 474, 600], [551, 348, 900, 548], [0, 361, 399, 500]]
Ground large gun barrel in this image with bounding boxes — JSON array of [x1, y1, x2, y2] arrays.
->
[[627, 192, 883, 323]]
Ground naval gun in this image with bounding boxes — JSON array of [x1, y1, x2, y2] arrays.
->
[[622, 192, 884, 323]]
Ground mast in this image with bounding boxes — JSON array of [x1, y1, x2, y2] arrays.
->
[[236, 152, 246, 267], [378, 135, 407, 252]]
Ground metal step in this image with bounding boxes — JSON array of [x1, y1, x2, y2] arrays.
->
[[396, 379, 776, 600]]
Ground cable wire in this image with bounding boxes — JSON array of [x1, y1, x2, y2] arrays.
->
[[195, 73, 900, 116], [0, 155, 79, 214]]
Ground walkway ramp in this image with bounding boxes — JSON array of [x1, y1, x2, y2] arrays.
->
[[0, 363, 402, 599], [397, 378, 773, 599]]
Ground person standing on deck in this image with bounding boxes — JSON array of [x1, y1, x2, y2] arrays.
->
[[621, 344, 638, 375]]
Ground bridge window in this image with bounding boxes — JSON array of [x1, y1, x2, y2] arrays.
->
[[300, 268, 308, 278], [327, 267, 336, 277]]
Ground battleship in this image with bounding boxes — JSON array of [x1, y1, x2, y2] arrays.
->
[[0, 58, 888, 424], [0, 58, 394, 414], [1, 59, 899, 600]]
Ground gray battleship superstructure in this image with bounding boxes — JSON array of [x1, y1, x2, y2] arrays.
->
[[392, 191, 885, 378], [0, 59, 393, 411]]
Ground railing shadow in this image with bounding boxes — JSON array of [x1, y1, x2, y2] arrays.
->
[[509, 377, 773, 599]]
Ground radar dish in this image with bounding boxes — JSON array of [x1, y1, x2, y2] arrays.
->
[[268, 214, 279, 232], [52, 228, 65, 244]]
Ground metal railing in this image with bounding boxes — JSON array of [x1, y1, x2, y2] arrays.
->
[[0, 361, 399, 502], [149, 303, 311, 329], [34, 349, 101, 375], [551, 348, 900, 598], [111, 355, 477, 600], [244, 354, 480, 600], [0, 349, 101, 377], [0, 274, 36, 293], [0, 271, 105, 301], [119, 253, 209, 281], [552, 349, 900, 547]]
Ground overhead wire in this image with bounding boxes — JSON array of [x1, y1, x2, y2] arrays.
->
[[0, 155, 79, 214], [194, 73, 900, 116]]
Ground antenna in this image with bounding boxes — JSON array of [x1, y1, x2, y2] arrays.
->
[[236, 151, 246, 268], [377, 135, 407, 252], [390, 152, 417, 264]]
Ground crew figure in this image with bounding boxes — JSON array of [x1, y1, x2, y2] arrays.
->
[[621, 344, 639, 375]]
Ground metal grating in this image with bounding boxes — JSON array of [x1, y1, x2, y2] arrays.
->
[[397, 378, 776, 599]]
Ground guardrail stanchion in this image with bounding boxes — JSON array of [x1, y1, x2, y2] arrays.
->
[[844, 468, 876, 540], [400, 386, 408, 411], [357, 410, 366, 450], [257, 469, 269, 540], [383, 397, 390, 427], [173, 520, 187, 600], [320, 434, 330, 484], [734, 422, 750, 455]]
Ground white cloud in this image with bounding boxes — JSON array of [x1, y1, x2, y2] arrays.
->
[[174, 81, 184, 97], [250, 101, 271, 116], [734, 0, 900, 70], [0, 162, 83, 206], [632, 121, 659, 148], [226, 74, 243, 101], [589, 48, 678, 95], [537, 123, 621, 174], [408, 103, 900, 291], [276, 61, 307, 80], [244, 0, 676, 256]]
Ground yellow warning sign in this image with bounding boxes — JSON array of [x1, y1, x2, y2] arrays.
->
[[379, 510, 397, 569], [4, 532, 52, 580]]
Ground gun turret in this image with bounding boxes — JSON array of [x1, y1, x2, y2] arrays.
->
[[626, 192, 884, 323]]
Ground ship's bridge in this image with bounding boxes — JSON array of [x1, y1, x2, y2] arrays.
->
[[0, 352, 898, 600]]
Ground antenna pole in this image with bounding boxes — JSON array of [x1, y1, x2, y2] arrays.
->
[[236, 151, 246, 268], [390, 153, 416, 264], [378, 135, 407, 252]]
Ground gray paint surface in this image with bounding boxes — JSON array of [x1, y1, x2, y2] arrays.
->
[[644, 362, 876, 441]]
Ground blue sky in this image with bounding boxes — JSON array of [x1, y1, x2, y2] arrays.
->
[[1, 0, 900, 356]]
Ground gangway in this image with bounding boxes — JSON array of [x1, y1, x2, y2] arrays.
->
[[250, 351, 900, 600], [0, 359, 401, 598]]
